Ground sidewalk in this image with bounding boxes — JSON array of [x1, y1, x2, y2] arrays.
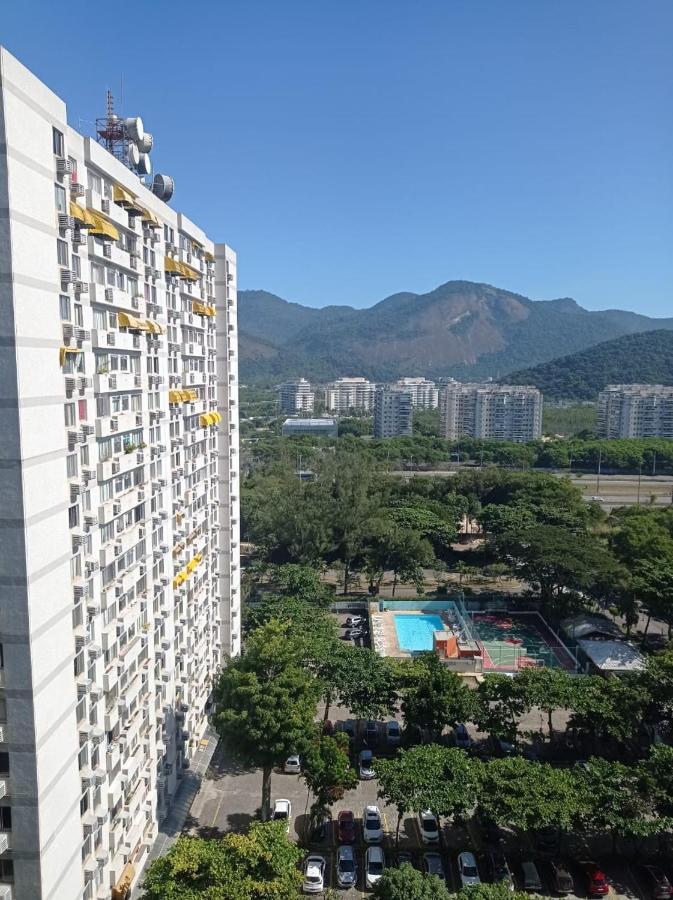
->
[[130, 725, 219, 897]]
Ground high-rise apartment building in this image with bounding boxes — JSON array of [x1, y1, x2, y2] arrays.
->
[[0, 48, 239, 900], [325, 377, 377, 413], [373, 388, 413, 438], [597, 384, 673, 438], [440, 383, 542, 442], [390, 377, 438, 409], [278, 378, 314, 415]]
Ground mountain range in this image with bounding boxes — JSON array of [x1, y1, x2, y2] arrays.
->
[[237, 281, 673, 384]]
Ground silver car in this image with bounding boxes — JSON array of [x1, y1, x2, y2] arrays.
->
[[302, 855, 325, 894], [336, 844, 357, 888], [366, 845, 385, 889]]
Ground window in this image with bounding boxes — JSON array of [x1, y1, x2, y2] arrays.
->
[[66, 454, 78, 478], [0, 753, 8, 776], [64, 403, 76, 427], [0, 808, 10, 830], [52, 127, 64, 157], [71, 255, 81, 278], [68, 156, 77, 182], [59, 294, 71, 322], [92, 307, 107, 330], [91, 263, 105, 285], [74, 304, 83, 326], [78, 400, 87, 421], [55, 183, 66, 213], [57, 239, 69, 267], [68, 505, 80, 529], [88, 170, 101, 194]]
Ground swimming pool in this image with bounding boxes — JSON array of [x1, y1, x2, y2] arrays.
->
[[394, 614, 445, 652]]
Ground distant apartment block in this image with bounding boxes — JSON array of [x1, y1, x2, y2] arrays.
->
[[391, 377, 439, 409], [374, 388, 413, 438], [281, 417, 338, 438], [440, 383, 542, 442], [597, 384, 673, 439], [325, 377, 377, 413], [278, 378, 314, 415]]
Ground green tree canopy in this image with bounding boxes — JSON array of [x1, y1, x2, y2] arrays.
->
[[475, 674, 528, 743], [401, 653, 476, 740], [372, 863, 451, 900], [301, 732, 358, 811], [318, 645, 398, 721], [516, 667, 576, 739], [141, 821, 303, 900]]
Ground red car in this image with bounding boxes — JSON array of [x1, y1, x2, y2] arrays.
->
[[338, 810, 356, 843], [584, 863, 609, 896]]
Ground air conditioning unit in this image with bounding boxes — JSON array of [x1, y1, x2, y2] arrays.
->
[[56, 156, 72, 178], [103, 243, 112, 258], [74, 281, 89, 295], [110, 416, 118, 431], [101, 198, 110, 213], [104, 287, 114, 302], [131, 296, 139, 309], [74, 327, 88, 342], [153, 269, 161, 279], [113, 501, 121, 516], [58, 213, 74, 231], [73, 228, 86, 246], [71, 181, 85, 197], [60, 267, 74, 285], [130, 256, 138, 270]]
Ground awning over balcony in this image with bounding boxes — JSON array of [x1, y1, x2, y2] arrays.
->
[[113, 185, 143, 214], [111, 862, 135, 900], [192, 300, 215, 317], [87, 210, 119, 241], [59, 347, 82, 366], [139, 206, 160, 227], [164, 257, 182, 276], [118, 312, 145, 331]]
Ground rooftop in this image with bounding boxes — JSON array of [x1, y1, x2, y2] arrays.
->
[[577, 638, 645, 672]]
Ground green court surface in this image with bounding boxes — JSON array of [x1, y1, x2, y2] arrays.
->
[[471, 611, 576, 671]]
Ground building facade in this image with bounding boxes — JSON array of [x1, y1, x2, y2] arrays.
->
[[281, 418, 338, 438], [0, 48, 239, 900], [597, 385, 673, 439], [390, 377, 438, 409], [440, 383, 542, 442], [324, 377, 377, 413], [278, 378, 314, 415], [373, 388, 413, 438]]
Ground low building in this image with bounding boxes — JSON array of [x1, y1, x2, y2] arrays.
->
[[439, 382, 542, 442], [577, 639, 645, 676], [561, 613, 623, 642], [282, 417, 338, 437], [597, 384, 673, 438], [390, 377, 439, 408], [325, 377, 377, 412], [373, 387, 413, 438], [278, 377, 314, 414]]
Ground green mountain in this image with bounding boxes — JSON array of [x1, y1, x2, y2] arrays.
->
[[237, 281, 673, 383], [506, 329, 673, 400]]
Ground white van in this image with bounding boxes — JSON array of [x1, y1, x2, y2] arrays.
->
[[521, 860, 542, 892]]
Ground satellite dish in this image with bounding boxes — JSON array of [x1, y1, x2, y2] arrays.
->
[[151, 173, 174, 202], [137, 132, 153, 154], [128, 143, 140, 167], [137, 153, 152, 176], [124, 116, 144, 142]]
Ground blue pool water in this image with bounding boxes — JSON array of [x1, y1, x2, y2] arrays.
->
[[394, 614, 445, 652]]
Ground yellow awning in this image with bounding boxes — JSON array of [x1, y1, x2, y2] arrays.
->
[[87, 210, 119, 241], [112, 863, 135, 900], [164, 257, 182, 275], [207, 305, 216, 316], [191, 238, 203, 250], [180, 261, 200, 281], [69, 201, 88, 224], [113, 185, 142, 213], [145, 320, 160, 334], [59, 347, 82, 366], [118, 312, 144, 330], [212, 412, 222, 423], [154, 322, 166, 335], [199, 413, 211, 427], [139, 206, 160, 227], [195, 552, 203, 563], [204, 251, 215, 263], [169, 390, 181, 404]]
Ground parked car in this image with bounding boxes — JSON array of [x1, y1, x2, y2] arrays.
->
[[453, 723, 472, 750], [521, 859, 542, 892], [310, 811, 330, 842], [346, 615, 364, 627], [458, 851, 481, 888], [550, 860, 575, 895], [272, 799, 292, 832], [397, 851, 414, 868], [386, 720, 401, 746], [284, 754, 301, 774], [362, 805, 383, 843], [591, 495, 605, 502], [365, 845, 385, 889], [490, 733, 516, 757], [477, 811, 502, 846], [487, 851, 514, 891], [302, 855, 325, 894], [641, 865, 673, 899], [535, 825, 560, 854], [423, 852, 446, 881], [359, 749, 375, 780], [345, 628, 364, 640], [583, 862, 609, 897], [337, 809, 356, 843], [336, 845, 357, 888], [419, 809, 440, 844], [365, 720, 379, 746]]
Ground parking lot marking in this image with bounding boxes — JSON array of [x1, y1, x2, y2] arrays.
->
[[210, 789, 226, 828]]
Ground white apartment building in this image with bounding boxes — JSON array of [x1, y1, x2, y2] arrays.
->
[[390, 377, 438, 409], [597, 384, 673, 439], [325, 377, 377, 412], [373, 388, 413, 438], [0, 48, 240, 900], [278, 378, 314, 415], [440, 383, 542, 443]]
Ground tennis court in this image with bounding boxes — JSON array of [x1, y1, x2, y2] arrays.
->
[[470, 611, 577, 672]]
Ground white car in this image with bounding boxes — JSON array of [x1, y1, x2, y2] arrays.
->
[[284, 755, 301, 774], [366, 845, 385, 889], [423, 852, 446, 880], [302, 854, 326, 893], [359, 749, 375, 780], [363, 805, 383, 843], [346, 615, 364, 627], [419, 809, 440, 844], [336, 845, 357, 888], [272, 799, 292, 832], [458, 851, 481, 887]]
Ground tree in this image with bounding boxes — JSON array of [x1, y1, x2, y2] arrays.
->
[[478, 758, 578, 834], [319, 646, 398, 721], [568, 674, 649, 750], [401, 653, 476, 740], [363, 520, 434, 595], [517, 667, 575, 740], [631, 559, 673, 638], [459, 886, 531, 900], [372, 863, 451, 899], [141, 821, 303, 900], [267, 563, 334, 607], [301, 733, 358, 815], [376, 745, 477, 846], [213, 621, 321, 819], [474, 674, 528, 744]]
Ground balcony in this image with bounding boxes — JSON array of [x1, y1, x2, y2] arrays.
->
[[0, 832, 10, 855], [0, 779, 7, 799]]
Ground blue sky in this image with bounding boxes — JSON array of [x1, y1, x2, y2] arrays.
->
[[3, 1, 672, 314]]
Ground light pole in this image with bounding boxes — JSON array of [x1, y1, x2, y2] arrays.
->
[[596, 447, 602, 496]]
